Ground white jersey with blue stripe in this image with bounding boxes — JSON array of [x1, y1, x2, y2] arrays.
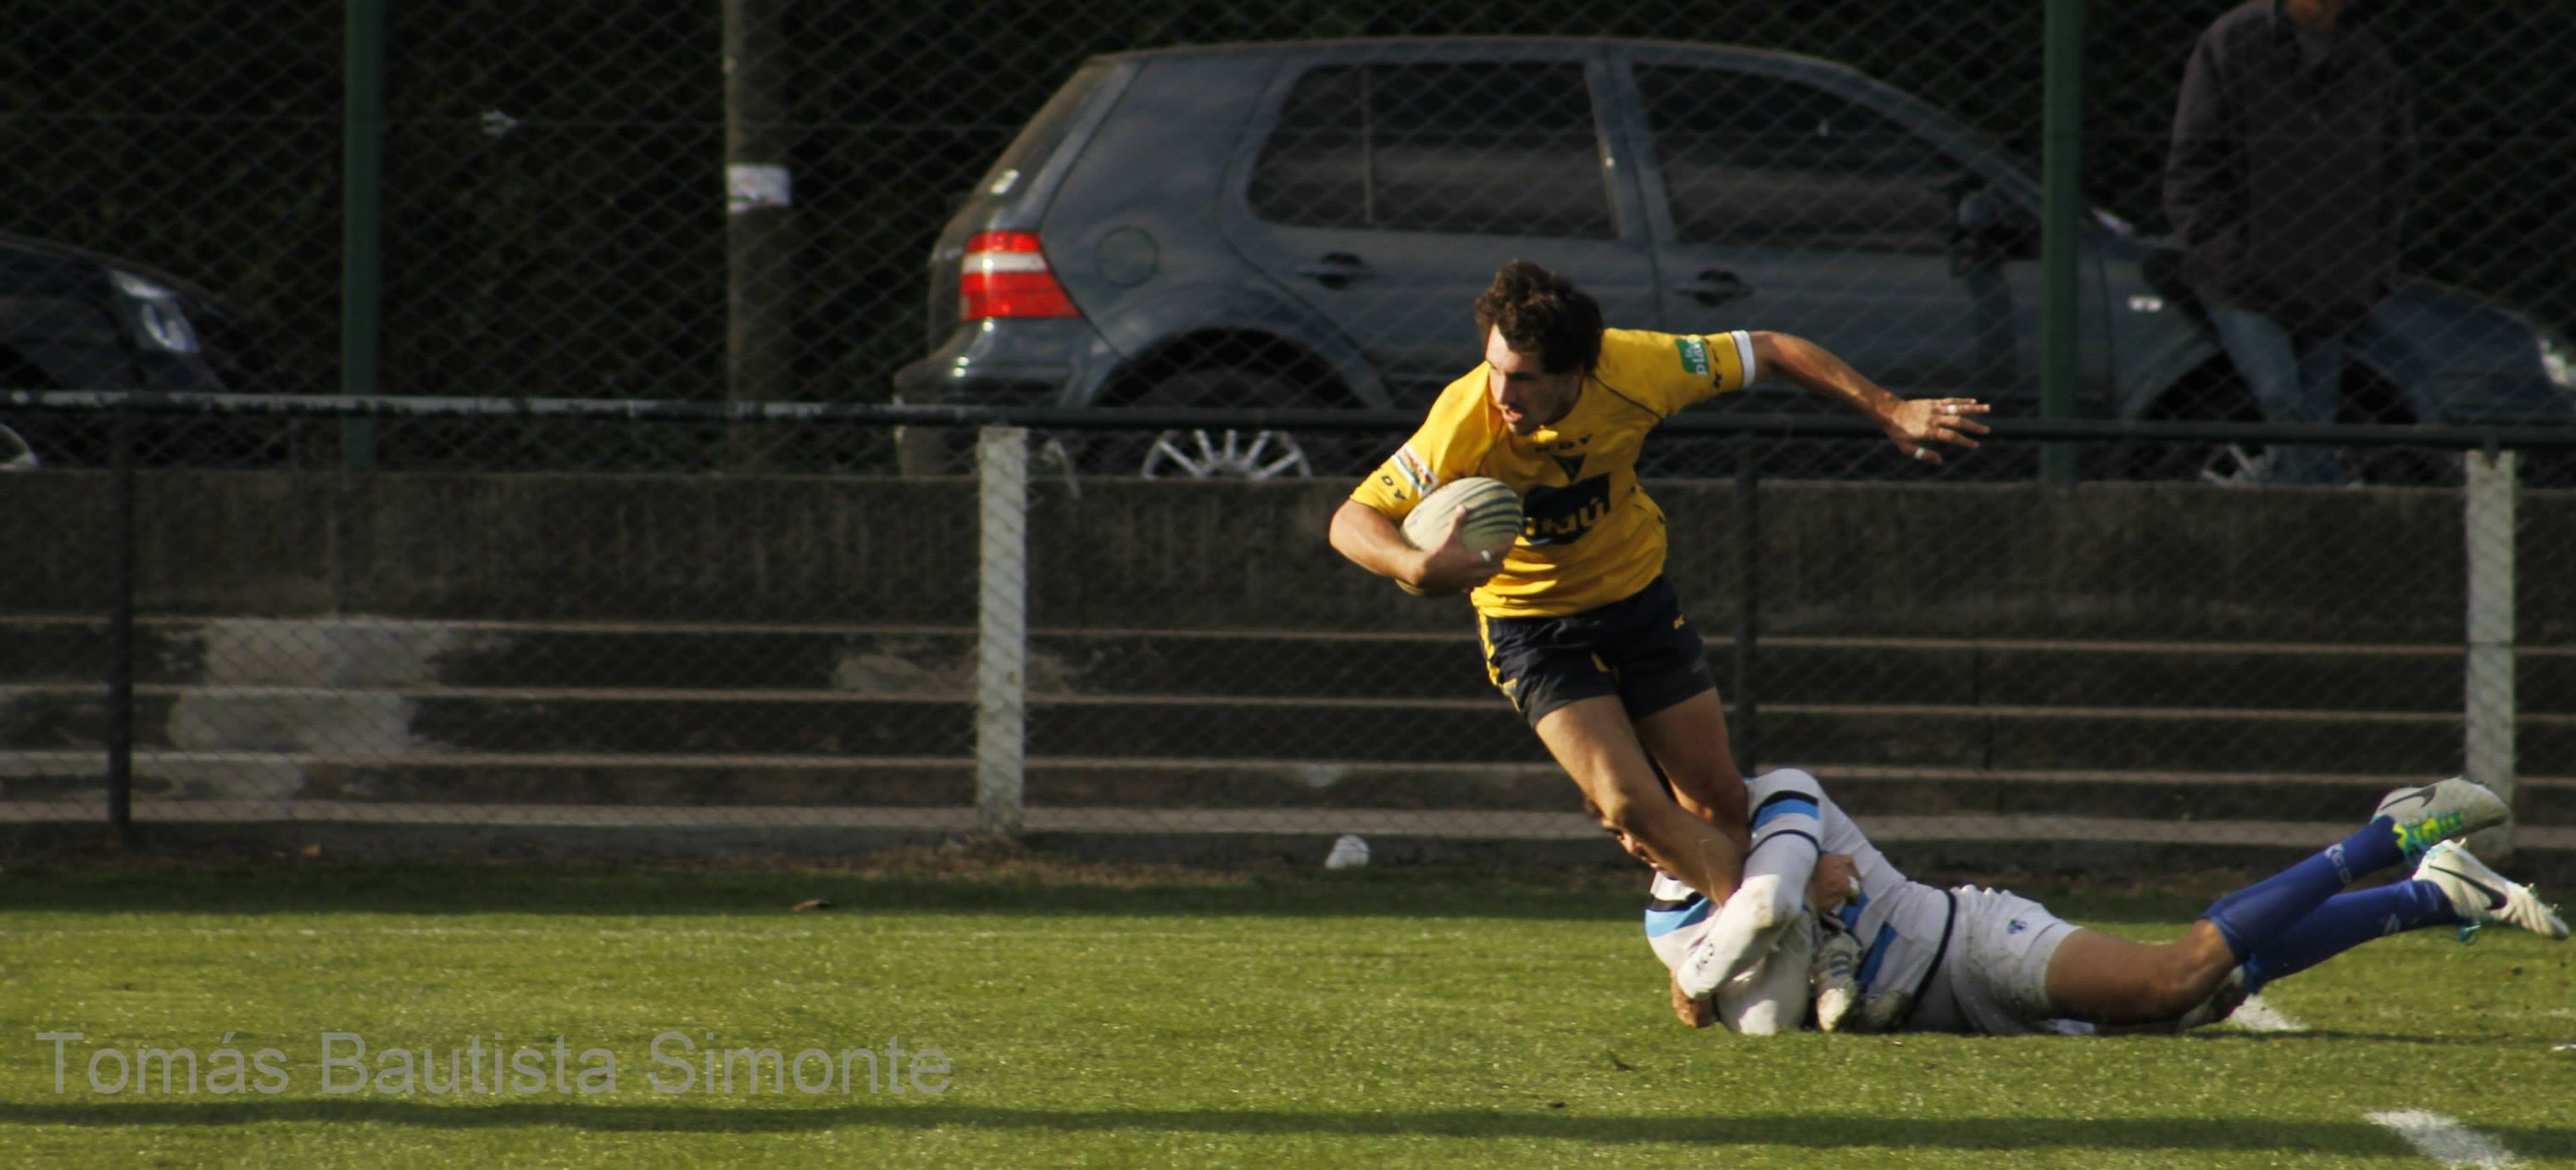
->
[[1643, 769, 1954, 1021]]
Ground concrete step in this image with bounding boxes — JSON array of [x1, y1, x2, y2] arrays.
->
[[14, 476, 2573, 645], [8, 797, 2575, 859], [8, 749, 2573, 826], [6, 620, 2570, 714], [8, 684, 2573, 777]]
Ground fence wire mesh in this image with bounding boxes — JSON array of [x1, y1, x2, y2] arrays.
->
[[0, 416, 2568, 872], [3, 3, 2572, 483], [3, 0, 2575, 871]]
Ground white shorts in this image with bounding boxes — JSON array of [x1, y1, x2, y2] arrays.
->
[[1937, 885, 2078, 1036]]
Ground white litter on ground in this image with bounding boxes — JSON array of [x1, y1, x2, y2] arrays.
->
[[2226, 994, 2305, 1033]]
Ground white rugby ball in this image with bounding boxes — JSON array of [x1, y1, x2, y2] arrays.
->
[[1395, 476, 1523, 596]]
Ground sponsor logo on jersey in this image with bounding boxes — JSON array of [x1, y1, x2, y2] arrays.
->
[[1393, 444, 1434, 495], [1675, 337, 1711, 376], [1522, 475, 1614, 546], [1538, 435, 1589, 481]]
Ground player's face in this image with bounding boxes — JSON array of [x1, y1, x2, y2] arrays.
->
[[1484, 327, 1583, 436]]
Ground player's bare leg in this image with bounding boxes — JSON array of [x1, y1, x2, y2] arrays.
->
[[1633, 688, 1750, 850], [2052, 777, 2520, 1026], [2042, 922, 2239, 1026], [1537, 696, 1744, 901]]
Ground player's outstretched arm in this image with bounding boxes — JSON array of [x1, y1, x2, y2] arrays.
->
[[1746, 331, 1990, 466], [1327, 499, 1502, 595], [1676, 879, 1793, 998], [1677, 838, 1825, 998]]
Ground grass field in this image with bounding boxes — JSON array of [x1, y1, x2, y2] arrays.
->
[[3, 849, 2572, 1168]]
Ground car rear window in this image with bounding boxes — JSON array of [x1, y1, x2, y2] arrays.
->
[[975, 63, 1112, 199], [1250, 61, 1613, 239]]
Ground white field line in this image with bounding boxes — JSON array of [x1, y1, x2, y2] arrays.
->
[[2364, 1109, 2521, 1168], [2226, 995, 2306, 1033]]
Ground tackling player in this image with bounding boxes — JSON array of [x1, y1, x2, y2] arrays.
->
[[1631, 772, 2565, 1035], [1327, 259, 1990, 905]]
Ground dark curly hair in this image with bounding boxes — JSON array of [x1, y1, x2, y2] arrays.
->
[[1472, 259, 1603, 376]]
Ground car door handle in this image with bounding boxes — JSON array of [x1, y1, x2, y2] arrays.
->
[[1675, 270, 1752, 305], [1294, 254, 1372, 289]]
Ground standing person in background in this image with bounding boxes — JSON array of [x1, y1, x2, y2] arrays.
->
[[1326, 260, 1987, 909], [2164, 0, 2417, 486]]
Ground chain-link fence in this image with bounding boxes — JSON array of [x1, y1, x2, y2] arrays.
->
[[2, 398, 2569, 878], [3, 3, 2574, 874], [3, 3, 2571, 483]]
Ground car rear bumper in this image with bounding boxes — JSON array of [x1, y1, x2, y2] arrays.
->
[[889, 320, 1116, 472], [890, 318, 1104, 407]]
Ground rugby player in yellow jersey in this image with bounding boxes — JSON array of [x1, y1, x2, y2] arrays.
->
[[1327, 260, 1990, 907]]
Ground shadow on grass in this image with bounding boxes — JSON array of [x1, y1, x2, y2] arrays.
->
[[0, 858, 2238, 925], [0, 862, 1662, 922], [3, 1100, 2570, 1157]]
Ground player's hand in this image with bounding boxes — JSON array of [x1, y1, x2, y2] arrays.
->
[[1885, 397, 1990, 466], [1670, 972, 1715, 1029], [1808, 853, 1861, 914], [1410, 505, 1511, 594]]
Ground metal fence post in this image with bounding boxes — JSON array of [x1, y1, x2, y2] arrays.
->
[[2464, 448, 2518, 859], [976, 426, 1029, 837], [341, 0, 385, 470], [2037, 0, 2084, 486], [106, 404, 136, 847], [1733, 445, 1761, 775], [723, 0, 799, 410]]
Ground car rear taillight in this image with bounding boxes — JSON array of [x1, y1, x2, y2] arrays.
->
[[960, 231, 1079, 320]]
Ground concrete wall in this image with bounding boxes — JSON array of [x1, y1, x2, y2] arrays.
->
[[2, 471, 2568, 645]]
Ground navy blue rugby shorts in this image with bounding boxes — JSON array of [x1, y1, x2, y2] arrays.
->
[[1476, 576, 1716, 728]]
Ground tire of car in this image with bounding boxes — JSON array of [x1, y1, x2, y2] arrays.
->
[[2123, 367, 2461, 488], [1101, 365, 1336, 480], [2123, 374, 2268, 486]]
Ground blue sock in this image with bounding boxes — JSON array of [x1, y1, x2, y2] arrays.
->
[[2202, 816, 2409, 961], [2242, 881, 2461, 992], [2340, 815, 2407, 877]]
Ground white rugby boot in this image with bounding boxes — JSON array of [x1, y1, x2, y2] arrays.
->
[[2413, 839, 2569, 942], [2373, 777, 2509, 866]]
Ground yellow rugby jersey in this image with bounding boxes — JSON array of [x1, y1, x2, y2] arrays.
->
[[1350, 328, 1753, 617]]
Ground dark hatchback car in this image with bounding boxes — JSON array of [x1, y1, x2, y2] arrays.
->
[[0, 231, 297, 469], [895, 37, 2576, 482]]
